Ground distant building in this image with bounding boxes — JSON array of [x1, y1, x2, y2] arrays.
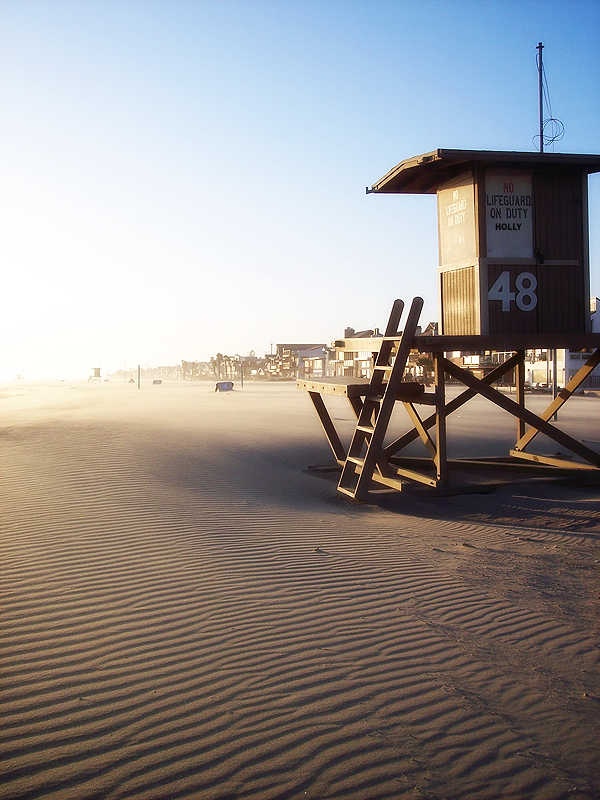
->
[[198, 345, 328, 380], [273, 344, 328, 378], [591, 297, 600, 332], [146, 365, 181, 380], [110, 364, 183, 381], [181, 360, 212, 380], [331, 322, 438, 380], [331, 326, 380, 378], [420, 321, 438, 337], [298, 346, 333, 379]]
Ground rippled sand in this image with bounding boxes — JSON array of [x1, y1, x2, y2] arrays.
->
[[2, 381, 600, 799]]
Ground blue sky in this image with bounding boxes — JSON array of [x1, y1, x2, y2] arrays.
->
[[2, 0, 599, 377]]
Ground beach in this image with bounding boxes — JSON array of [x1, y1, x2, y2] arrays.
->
[[2, 380, 600, 799]]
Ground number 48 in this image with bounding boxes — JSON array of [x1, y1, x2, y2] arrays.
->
[[488, 271, 537, 312]]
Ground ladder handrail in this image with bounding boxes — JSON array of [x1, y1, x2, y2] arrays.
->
[[337, 297, 424, 501]]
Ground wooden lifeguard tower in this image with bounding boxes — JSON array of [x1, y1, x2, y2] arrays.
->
[[372, 149, 599, 338], [299, 149, 600, 501]]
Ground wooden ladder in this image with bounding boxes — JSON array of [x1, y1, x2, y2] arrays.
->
[[337, 297, 424, 501]]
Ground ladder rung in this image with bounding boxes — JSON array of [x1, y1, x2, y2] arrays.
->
[[334, 296, 423, 503], [347, 456, 364, 466]]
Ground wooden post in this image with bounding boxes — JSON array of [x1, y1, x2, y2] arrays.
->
[[552, 349, 558, 421], [308, 391, 345, 463], [434, 352, 447, 486], [137, 364, 141, 390], [515, 350, 526, 440]]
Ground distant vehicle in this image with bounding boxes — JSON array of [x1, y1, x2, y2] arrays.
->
[[215, 381, 234, 392], [153, 379, 162, 385]]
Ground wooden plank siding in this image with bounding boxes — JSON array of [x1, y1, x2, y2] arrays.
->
[[441, 266, 478, 335], [537, 264, 586, 333], [531, 168, 587, 334], [533, 169, 584, 262]]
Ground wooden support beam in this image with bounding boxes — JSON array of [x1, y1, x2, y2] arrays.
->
[[514, 348, 600, 452], [509, 450, 599, 471], [390, 455, 561, 472], [333, 336, 384, 353], [384, 351, 522, 458], [348, 396, 363, 418], [402, 402, 436, 455], [413, 332, 600, 353], [370, 473, 404, 492], [515, 350, 526, 440], [352, 460, 437, 489], [308, 391, 345, 462], [442, 358, 600, 467], [434, 353, 448, 486]]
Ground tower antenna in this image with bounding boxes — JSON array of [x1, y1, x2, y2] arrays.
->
[[537, 41, 544, 152], [534, 42, 564, 151]]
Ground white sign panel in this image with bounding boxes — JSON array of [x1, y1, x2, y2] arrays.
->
[[437, 175, 476, 266], [485, 172, 533, 258]]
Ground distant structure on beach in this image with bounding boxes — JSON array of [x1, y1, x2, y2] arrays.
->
[[273, 344, 328, 378], [181, 360, 213, 380], [109, 292, 600, 389], [111, 364, 183, 382], [203, 345, 329, 380]]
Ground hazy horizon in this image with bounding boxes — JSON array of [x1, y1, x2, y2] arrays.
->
[[3, 0, 599, 380]]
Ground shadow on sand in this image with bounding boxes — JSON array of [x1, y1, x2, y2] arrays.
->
[[300, 454, 600, 538]]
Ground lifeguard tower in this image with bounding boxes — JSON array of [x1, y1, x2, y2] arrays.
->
[[372, 149, 599, 338], [299, 149, 600, 501]]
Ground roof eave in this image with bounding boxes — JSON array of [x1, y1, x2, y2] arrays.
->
[[369, 149, 600, 195]]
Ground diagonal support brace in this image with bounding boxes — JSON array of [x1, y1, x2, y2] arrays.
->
[[442, 357, 600, 467], [384, 351, 522, 458], [514, 348, 600, 452]]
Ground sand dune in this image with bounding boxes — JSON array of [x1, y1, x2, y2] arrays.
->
[[1, 381, 599, 799]]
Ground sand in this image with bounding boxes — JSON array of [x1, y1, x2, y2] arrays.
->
[[1, 380, 599, 800]]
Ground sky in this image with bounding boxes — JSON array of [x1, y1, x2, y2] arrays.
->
[[2, 0, 599, 379]]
